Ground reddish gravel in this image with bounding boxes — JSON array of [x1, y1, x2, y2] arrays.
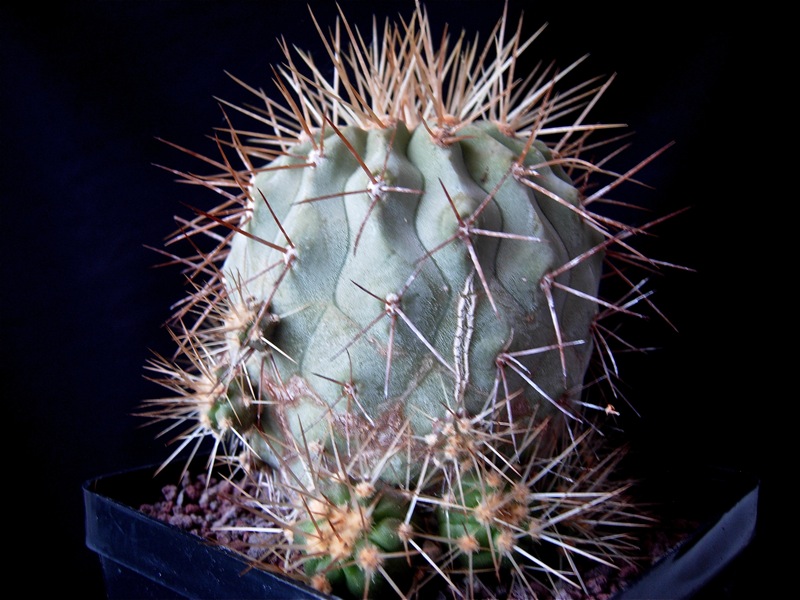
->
[[139, 470, 696, 599]]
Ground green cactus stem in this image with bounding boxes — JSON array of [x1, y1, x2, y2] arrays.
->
[[217, 116, 605, 482], [291, 479, 414, 597]]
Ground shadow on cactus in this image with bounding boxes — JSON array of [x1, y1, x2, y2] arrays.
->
[[139, 2, 685, 598]]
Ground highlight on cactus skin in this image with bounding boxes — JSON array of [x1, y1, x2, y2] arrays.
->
[[139, 1, 682, 597]]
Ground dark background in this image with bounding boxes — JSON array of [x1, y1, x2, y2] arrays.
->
[[1, 1, 776, 597]]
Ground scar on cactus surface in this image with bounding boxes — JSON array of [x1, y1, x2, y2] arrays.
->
[[138, 2, 688, 598]]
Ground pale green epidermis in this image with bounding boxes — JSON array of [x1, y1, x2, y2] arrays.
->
[[221, 121, 604, 478]]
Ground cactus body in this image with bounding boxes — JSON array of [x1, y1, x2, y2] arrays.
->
[[220, 120, 604, 481], [143, 3, 676, 597], [292, 481, 411, 597]]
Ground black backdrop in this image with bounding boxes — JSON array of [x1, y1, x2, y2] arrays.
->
[[2, 1, 774, 597]]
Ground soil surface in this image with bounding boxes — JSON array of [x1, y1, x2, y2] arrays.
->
[[139, 470, 697, 600]]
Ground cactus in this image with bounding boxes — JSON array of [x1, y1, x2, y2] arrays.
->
[[216, 114, 607, 483], [141, 2, 676, 597], [290, 478, 413, 597]]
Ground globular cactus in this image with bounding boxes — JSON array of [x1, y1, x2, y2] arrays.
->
[[142, 2, 675, 597], [291, 478, 412, 597], [220, 116, 605, 483]]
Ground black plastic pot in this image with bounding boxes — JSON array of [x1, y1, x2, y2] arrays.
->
[[84, 460, 759, 600]]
